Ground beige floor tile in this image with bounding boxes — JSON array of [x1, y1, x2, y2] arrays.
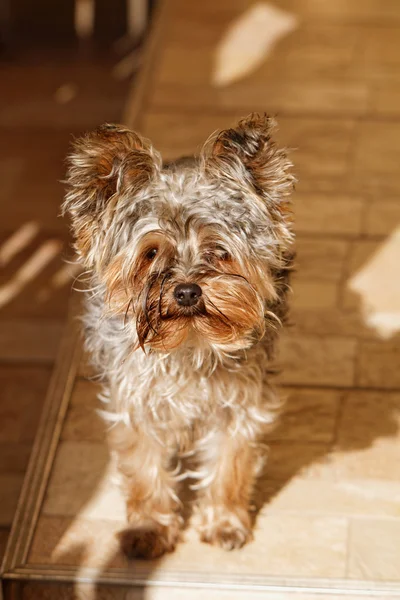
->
[[264, 478, 400, 519], [271, 388, 340, 443], [0, 473, 24, 526], [154, 513, 348, 579], [364, 200, 400, 236], [338, 391, 400, 447], [353, 121, 400, 194], [141, 112, 355, 185], [290, 306, 371, 339], [28, 515, 126, 568], [0, 441, 32, 472], [27, 513, 347, 590], [356, 26, 400, 81], [295, 239, 349, 282], [294, 193, 364, 236], [341, 240, 381, 310], [357, 340, 400, 390], [348, 518, 400, 581], [291, 280, 338, 311], [42, 441, 124, 520], [0, 318, 63, 362], [277, 334, 356, 387], [154, 79, 369, 117], [276, 117, 355, 182], [156, 20, 360, 86], [265, 442, 332, 482], [334, 391, 400, 479], [62, 380, 105, 442], [346, 240, 382, 275], [371, 80, 400, 116], [0, 366, 50, 443]]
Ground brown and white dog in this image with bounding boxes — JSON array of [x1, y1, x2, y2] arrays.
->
[[63, 114, 295, 559]]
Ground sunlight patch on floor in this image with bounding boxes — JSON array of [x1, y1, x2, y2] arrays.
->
[[36, 261, 82, 302], [0, 239, 62, 309], [0, 221, 39, 267], [348, 226, 400, 339], [212, 2, 298, 87]]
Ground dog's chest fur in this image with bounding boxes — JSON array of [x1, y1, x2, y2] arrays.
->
[[85, 292, 277, 447]]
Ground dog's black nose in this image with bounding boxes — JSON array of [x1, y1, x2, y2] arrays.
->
[[174, 283, 202, 307]]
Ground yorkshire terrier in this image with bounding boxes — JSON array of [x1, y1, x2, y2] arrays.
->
[[63, 114, 295, 559]]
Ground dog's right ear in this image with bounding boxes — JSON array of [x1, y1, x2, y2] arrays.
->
[[63, 124, 161, 269]]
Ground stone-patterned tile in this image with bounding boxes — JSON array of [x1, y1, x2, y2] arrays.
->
[[353, 121, 400, 194], [291, 280, 338, 311], [371, 80, 400, 116], [277, 334, 357, 387], [62, 380, 105, 442], [156, 20, 360, 86], [348, 518, 400, 581], [154, 79, 369, 117], [295, 239, 349, 282], [290, 306, 371, 339], [357, 340, 400, 390], [356, 26, 400, 81], [364, 199, 400, 236], [263, 478, 400, 519], [142, 113, 355, 184], [0, 318, 63, 362], [155, 513, 348, 579], [271, 388, 340, 443], [338, 391, 400, 447], [265, 442, 332, 482], [28, 515, 126, 568], [334, 391, 400, 479], [294, 193, 364, 236], [0, 366, 50, 443], [0, 441, 32, 472], [346, 240, 383, 276], [42, 441, 125, 520], [341, 240, 380, 310], [0, 473, 24, 526], [274, 117, 355, 182]]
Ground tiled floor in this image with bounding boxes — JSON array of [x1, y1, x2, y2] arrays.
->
[[0, 49, 130, 571], [3, 0, 400, 598]]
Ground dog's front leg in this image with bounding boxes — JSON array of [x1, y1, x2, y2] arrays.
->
[[109, 422, 182, 559], [195, 431, 261, 551]]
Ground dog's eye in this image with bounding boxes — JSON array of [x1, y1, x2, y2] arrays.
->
[[220, 251, 230, 261], [146, 248, 158, 260]]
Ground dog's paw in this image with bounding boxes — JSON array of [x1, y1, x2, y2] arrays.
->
[[198, 506, 253, 551], [118, 520, 181, 560]]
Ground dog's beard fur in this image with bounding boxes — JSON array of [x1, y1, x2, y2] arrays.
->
[[62, 114, 295, 559], [102, 230, 273, 354]]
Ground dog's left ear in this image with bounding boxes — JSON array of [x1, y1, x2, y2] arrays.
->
[[205, 114, 295, 215]]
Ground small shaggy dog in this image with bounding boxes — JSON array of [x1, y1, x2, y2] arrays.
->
[[63, 114, 295, 559]]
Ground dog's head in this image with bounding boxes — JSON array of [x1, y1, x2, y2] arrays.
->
[[63, 115, 295, 354]]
